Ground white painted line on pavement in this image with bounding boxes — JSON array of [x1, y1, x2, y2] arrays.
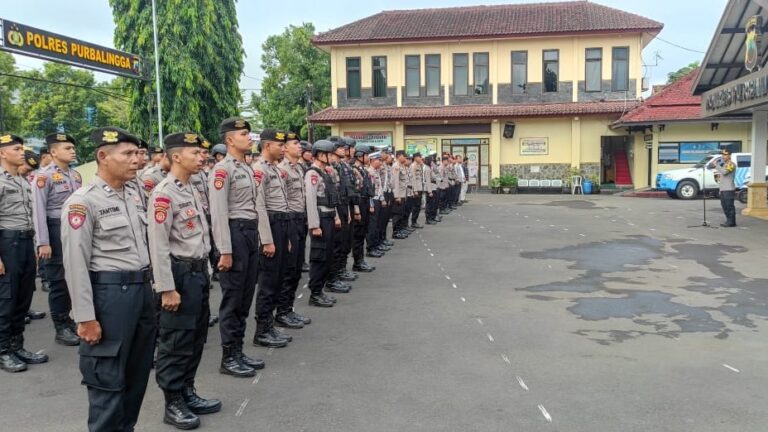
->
[[460, 297, 466, 302], [579, 234, 586, 237], [267, 348, 274, 356], [562, 228, 569, 231], [235, 398, 250, 417], [480, 225, 485, 229], [430, 253, 434, 257], [297, 293, 303, 299], [252, 373, 262, 385], [501, 354, 511, 365], [468, 219, 473, 222], [538, 405, 553, 423], [487, 333, 495, 343], [445, 275, 451, 280], [476, 318, 483, 325], [649, 228, 656, 231], [516, 376, 529, 391], [723, 364, 740, 373], [672, 234, 681, 237], [668, 264, 678, 269], [452, 283, 457, 289]]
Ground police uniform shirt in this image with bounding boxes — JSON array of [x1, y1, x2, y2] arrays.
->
[[148, 174, 210, 293], [141, 165, 168, 196], [437, 164, 450, 190], [32, 164, 82, 246], [305, 166, 338, 230], [392, 162, 408, 199], [0, 167, 34, 230], [254, 161, 288, 245], [61, 176, 151, 322], [367, 166, 384, 202], [379, 164, 391, 194], [279, 159, 306, 213], [424, 164, 434, 193], [189, 172, 210, 215], [209, 153, 259, 254], [716, 159, 737, 191], [411, 162, 426, 193]]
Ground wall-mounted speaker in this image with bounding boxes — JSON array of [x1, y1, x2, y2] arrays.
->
[[503, 122, 516, 139]]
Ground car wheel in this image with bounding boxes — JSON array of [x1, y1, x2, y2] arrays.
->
[[737, 189, 748, 204], [676, 180, 698, 200]]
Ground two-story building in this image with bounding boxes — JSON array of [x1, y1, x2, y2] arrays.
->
[[309, 1, 663, 188]]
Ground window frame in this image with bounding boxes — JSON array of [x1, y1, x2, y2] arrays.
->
[[585, 48, 602, 92], [372, 56, 388, 98], [511, 51, 528, 95], [425, 54, 441, 97], [543, 49, 559, 93], [405, 55, 421, 98], [346, 57, 361, 99], [473, 52, 490, 95], [453, 53, 469, 96], [612, 47, 630, 92]]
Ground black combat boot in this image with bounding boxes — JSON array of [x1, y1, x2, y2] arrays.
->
[[286, 310, 311, 325], [353, 261, 375, 272], [11, 335, 48, 364], [309, 293, 334, 307], [325, 280, 351, 293], [219, 344, 255, 378], [235, 342, 265, 370], [0, 341, 27, 373], [253, 321, 288, 348], [301, 262, 310, 272], [269, 326, 292, 343], [53, 314, 80, 346], [163, 390, 200, 430], [275, 312, 304, 329], [382, 239, 394, 247], [337, 270, 357, 282], [26, 310, 46, 320], [182, 383, 222, 415]]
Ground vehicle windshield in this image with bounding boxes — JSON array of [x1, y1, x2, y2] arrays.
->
[[693, 155, 717, 168]]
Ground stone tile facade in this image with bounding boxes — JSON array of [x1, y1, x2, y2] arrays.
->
[[401, 86, 444, 107], [500, 163, 600, 183], [448, 85, 493, 105], [577, 79, 637, 101], [497, 82, 572, 104], [337, 87, 397, 108]]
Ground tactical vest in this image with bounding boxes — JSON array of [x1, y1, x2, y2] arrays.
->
[[340, 162, 359, 200], [309, 166, 340, 208], [357, 165, 374, 197]]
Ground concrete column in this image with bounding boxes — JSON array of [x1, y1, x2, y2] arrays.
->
[[744, 109, 768, 219], [571, 117, 581, 168], [490, 120, 501, 180], [394, 122, 404, 151]]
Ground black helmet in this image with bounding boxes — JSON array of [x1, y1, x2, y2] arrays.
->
[[211, 143, 227, 157], [354, 145, 371, 158], [311, 139, 335, 156], [344, 137, 356, 148], [300, 140, 312, 153]]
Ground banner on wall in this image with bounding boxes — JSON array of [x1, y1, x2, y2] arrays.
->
[[343, 131, 392, 149], [520, 137, 548, 155], [679, 142, 718, 163], [405, 138, 437, 156]]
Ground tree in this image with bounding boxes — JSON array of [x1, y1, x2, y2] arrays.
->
[[0, 52, 21, 132], [110, 0, 245, 145], [667, 61, 701, 84], [254, 23, 331, 140]]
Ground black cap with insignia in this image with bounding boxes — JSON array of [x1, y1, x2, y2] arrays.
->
[[164, 132, 204, 150], [219, 117, 251, 134], [286, 131, 299, 142], [45, 133, 76, 146], [200, 137, 211, 150], [260, 128, 287, 143], [0, 133, 23, 148], [137, 138, 149, 150], [395, 150, 406, 158], [24, 150, 40, 169], [90, 127, 141, 148]]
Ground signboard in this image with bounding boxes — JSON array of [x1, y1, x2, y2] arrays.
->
[[0, 18, 143, 79], [680, 142, 718, 163], [520, 137, 548, 155], [343, 131, 392, 149], [745, 15, 762, 72], [405, 138, 437, 156], [701, 67, 768, 117]]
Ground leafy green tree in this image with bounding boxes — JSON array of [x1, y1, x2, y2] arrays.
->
[[667, 61, 701, 84], [254, 23, 331, 140], [0, 52, 21, 132], [110, 0, 244, 144]]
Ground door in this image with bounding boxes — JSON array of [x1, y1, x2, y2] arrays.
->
[[443, 138, 489, 187]]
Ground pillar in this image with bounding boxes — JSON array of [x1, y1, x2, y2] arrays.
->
[[490, 120, 502, 180], [571, 117, 581, 169], [744, 109, 768, 219]]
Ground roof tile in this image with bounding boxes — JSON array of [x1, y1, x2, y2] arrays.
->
[[617, 70, 703, 124]]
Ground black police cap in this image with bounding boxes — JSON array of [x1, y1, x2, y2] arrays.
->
[[0, 133, 23, 148], [164, 132, 204, 150], [90, 127, 141, 148], [412, 152, 422, 158], [138, 138, 149, 150], [219, 117, 251, 134], [260, 128, 287, 143], [286, 131, 300, 142], [45, 133, 77, 146], [200, 138, 211, 150], [395, 150, 406, 158], [24, 150, 40, 169]]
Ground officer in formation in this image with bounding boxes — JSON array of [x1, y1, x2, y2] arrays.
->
[[351, 144, 376, 271]]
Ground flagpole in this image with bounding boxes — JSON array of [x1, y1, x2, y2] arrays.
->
[[151, 0, 163, 145]]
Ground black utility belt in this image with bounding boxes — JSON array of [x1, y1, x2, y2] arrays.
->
[[89, 268, 152, 285], [171, 257, 207, 272], [0, 229, 34, 239], [229, 219, 258, 229], [267, 211, 293, 221]]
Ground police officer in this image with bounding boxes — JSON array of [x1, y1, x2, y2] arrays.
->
[[378, 149, 395, 248], [141, 148, 171, 197], [130, 139, 151, 209], [409, 152, 426, 229], [149, 132, 220, 429], [366, 152, 386, 257], [61, 127, 156, 431], [305, 140, 340, 307], [32, 133, 82, 346], [352, 145, 377, 271], [252, 129, 293, 348], [438, 156, 452, 214], [298, 140, 313, 273], [209, 117, 264, 378], [0, 134, 48, 373], [325, 138, 353, 293], [424, 155, 440, 224], [336, 138, 360, 284], [391, 150, 409, 239], [276, 132, 311, 328], [715, 149, 737, 227], [211, 143, 227, 163]]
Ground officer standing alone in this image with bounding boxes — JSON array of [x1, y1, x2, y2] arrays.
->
[[714, 148, 738, 227]]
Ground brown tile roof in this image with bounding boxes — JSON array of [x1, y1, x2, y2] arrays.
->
[[313, 1, 663, 46], [615, 69, 705, 125], [309, 101, 639, 123]]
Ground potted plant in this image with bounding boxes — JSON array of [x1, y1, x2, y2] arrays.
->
[[490, 177, 501, 194], [589, 174, 601, 194], [499, 174, 518, 194]]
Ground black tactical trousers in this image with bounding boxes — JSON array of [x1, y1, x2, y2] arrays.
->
[[278, 214, 307, 315], [81, 270, 156, 432], [367, 200, 381, 251], [0, 231, 35, 349], [352, 199, 370, 262], [426, 190, 439, 220], [452, 184, 461, 205], [45, 219, 73, 318], [391, 198, 407, 232], [720, 190, 736, 225], [206, 214, 220, 278], [308, 215, 335, 294], [409, 192, 424, 224], [255, 215, 291, 325], [156, 258, 210, 392], [332, 204, 351, 276], [219, 220, 259, 346], [378, 192, 393, 243], [438, 188, 449, 210]]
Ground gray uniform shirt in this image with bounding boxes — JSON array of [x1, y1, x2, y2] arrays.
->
[[0, 168, 33, 231], [190, 171, 210, 216], [305, 165, 338, 230], [411, 163, 426, 192], [209, 154, 260, 254], [279, 159, 306, 213], [367, 166, 384, 201], [424, 165, 434, 194], [715, 160, 736, 192], [438, 164, 450, 190], [254, 161, 288, 245], [392, 162, 408, 199], [32, 164, 82, 246], [140, 165, 168, 197], [61, 176, 150, 322], [148, 173, 211, 293]]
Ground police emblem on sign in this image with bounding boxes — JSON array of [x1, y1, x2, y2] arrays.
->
[[745, 16, 763, 72]]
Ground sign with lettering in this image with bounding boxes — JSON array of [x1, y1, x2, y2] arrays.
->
[[343, 131, 392, 148], [405, 138, 437, 156], [0, 18, 144, 79], [520, 137, 548, 155], [702, 67, 768, 117]]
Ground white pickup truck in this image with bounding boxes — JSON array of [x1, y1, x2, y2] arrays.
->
[[656, 152, 768, 199]]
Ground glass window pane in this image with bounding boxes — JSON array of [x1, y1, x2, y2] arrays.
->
[[426, 54, 440, 96], [373, 56, 387, 97], [658, 143, 679, 164], [347, 71, 360, 98], [586, 48, 602, 60], [474, 53, 489, 95], [544, 50, 558, 61], [586, 61, 601, 92], [614, 47, 628, 60], [512, 51, 527, 94], [612, 48, 629, 91], [454, 54, 468, 96], [544, 62, 558, 92], [406, 55, 420, 97], [512, 51, 527, 64]]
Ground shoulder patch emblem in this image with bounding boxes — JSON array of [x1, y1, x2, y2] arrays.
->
[[311, 175, 319, 186], [68, 204, 87, 229], [213, 169, 226, 190], [153, 196, 171, 224], [36, 175, 47, 189], [253, 169, 264, 182], [143, 179, 155, 191]]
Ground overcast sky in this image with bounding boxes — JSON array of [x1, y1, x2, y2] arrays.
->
[[2, 0, 728, 99]]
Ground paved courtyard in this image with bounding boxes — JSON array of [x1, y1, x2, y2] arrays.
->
[[3, 193, 768, 432]]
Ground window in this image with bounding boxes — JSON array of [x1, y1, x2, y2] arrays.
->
[[346, 57, 361, 98], [543, 50, 559, 92], [658, 141, 743, 164], [612, 47, 629, 91], [453, 53, 468, 96], [511, 51, 527, 94], [585, 48, 602, 92], [426, 54, 441, 96], [372, 56, 387, 98], [405, 55, 420, 97], [473, 52, 489, 95], [737, 155, 752, 168], [658, 143, 680, 164]]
